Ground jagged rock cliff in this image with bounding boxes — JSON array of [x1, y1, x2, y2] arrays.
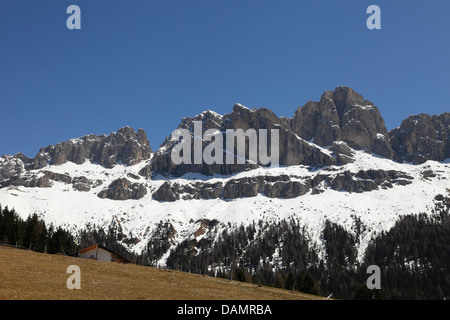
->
[[1, 87, 448, 202], [33, 126, 151, 169], [290, 87, 396, 159], [390, 113, 450, 164]]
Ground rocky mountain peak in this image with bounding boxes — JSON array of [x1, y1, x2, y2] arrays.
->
[[1, 87, 448, 190], [232, 103, 253, 113], [389, 112, 450, 164], [291, 87, 395, 159], [33, 127, 152, 169], [331, 87, 366, 111]]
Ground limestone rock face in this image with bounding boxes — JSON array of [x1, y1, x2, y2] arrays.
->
[[0, 154, 28, 182], [0, 127, 152, 195], [147, 110, 253, 178], [97, 178, 147, 200], [389, 113, 450, 164], [1, 87, 448, 204], [150, 168, 414, 202], [146, 87, 448, 179], [148, 105, 337, 178], [33, 127, 152, 169], [291, 87, 395, 159]]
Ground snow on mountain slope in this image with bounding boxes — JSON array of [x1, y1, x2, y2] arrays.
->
[[1, 146, 448, 266]]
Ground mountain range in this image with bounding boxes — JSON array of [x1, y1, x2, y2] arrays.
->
[[1, 86, 449, 298]]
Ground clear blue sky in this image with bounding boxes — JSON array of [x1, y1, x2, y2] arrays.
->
[[1, 0, 449, 157]]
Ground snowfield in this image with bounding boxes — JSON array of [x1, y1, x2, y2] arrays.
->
[[0, 148, 449, 266]]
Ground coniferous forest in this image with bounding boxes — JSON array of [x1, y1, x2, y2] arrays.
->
[[1, 195, 449, 300], [361, 196, 450, 300], [154, 195, 450, 300], [0, 205, 77, 255]]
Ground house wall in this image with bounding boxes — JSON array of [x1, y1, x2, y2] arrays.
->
[[79, 247, 113, 262]]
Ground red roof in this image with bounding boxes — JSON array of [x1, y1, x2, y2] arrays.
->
[[79, 244, 99, 254]]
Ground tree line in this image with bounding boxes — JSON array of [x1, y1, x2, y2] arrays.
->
[[0, 204, 144, 263], [0, 204, 77, 255], [359, 196, 450, 299]]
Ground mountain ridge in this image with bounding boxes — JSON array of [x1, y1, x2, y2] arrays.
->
[[2, 87, 448, 172]]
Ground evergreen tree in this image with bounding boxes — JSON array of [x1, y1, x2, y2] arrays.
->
[[0, 204, 78, 255]]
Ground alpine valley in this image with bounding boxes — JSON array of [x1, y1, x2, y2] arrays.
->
[[1, 87, 449, 299]]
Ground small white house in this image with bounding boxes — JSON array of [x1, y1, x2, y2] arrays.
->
[[78, 244, 130, 263]]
